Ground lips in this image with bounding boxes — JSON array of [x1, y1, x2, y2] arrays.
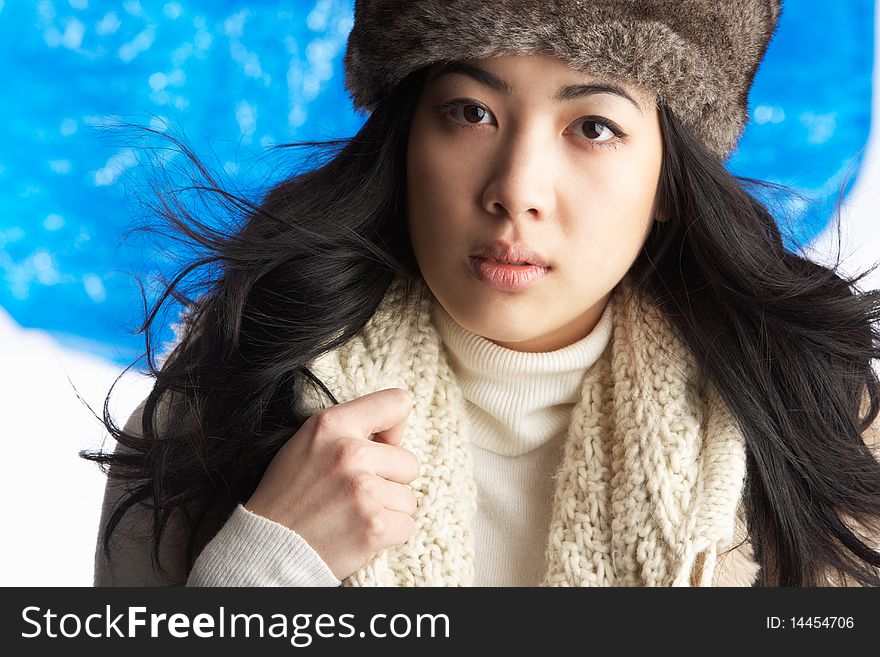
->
[[467, 256, 549, 292], [466, 239, 551, 292], [470, 240, 550, 268]]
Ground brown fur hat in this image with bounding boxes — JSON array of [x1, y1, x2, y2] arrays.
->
[[343, 0, 783, 160]]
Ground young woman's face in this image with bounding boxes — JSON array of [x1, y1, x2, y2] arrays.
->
[[406, 54, 663, 352]]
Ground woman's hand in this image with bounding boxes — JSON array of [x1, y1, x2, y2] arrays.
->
[[244, 387, 420, 581]]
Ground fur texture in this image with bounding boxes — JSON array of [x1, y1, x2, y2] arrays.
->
[[343, 0, 783, 159]]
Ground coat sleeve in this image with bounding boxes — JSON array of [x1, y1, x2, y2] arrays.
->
[[92, 396, 189, 586], [93, 395, 342, 587], [823, 398, 880, 586], [713, 392, 880, 588]]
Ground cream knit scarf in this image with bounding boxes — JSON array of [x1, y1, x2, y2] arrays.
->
[[296, 273, 749, 586]]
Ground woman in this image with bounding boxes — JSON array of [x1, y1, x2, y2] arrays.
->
[[85, 0, 880, 587]]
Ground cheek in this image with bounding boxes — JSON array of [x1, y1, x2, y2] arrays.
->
[[408, 118, 475, 202], [410, 160, 459, 212], [559, 177, 657, 273], [407, 134, 471, 240], [407, 144, 449, 268], [585, 157, 659, 230]]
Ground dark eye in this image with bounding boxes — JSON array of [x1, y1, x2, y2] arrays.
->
[[462, 105, 489, 124], [437, 99, 492, 125], [578, 119, 617, 144], [435, 99, 627, 151]]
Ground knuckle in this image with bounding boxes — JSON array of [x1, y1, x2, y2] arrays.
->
[[353, 494, 375, 524], [310, 408, 341, 436], [347, 471, 373, 500], [333, 439, 366, 472], [364, 511, 386, 541]]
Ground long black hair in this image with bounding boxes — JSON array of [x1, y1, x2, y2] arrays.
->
[[81, 61, 880, 586]]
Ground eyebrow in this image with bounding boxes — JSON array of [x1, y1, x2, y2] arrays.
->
[[426, 61, 644, 115]]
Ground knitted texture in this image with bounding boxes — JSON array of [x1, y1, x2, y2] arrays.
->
[[296, 272, 750, 586], [343, 0, 783, 160]]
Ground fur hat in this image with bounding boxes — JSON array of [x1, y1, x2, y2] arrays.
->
[[343, 0, 783, 160]]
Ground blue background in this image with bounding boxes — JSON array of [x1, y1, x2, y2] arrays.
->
[[0, 0, 874, 366]]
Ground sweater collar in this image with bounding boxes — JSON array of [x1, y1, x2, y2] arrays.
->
[[430, 297, 614, 456]]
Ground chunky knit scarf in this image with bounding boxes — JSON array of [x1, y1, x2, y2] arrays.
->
[[295, 273, 752, 586]]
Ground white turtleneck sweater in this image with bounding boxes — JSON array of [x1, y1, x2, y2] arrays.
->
[[430, 298, 613, 585], [183, 297, 614, 588]]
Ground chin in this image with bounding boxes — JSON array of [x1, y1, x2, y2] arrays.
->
[[471, 322, 535, 344]]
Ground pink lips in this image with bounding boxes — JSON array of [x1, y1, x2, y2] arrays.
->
[[467, 256, 549, 292], [468, 239, 551, 291], [471, 240, 549, 268]]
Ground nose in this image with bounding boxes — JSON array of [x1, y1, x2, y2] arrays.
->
[[480, 125, 557, 224]]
